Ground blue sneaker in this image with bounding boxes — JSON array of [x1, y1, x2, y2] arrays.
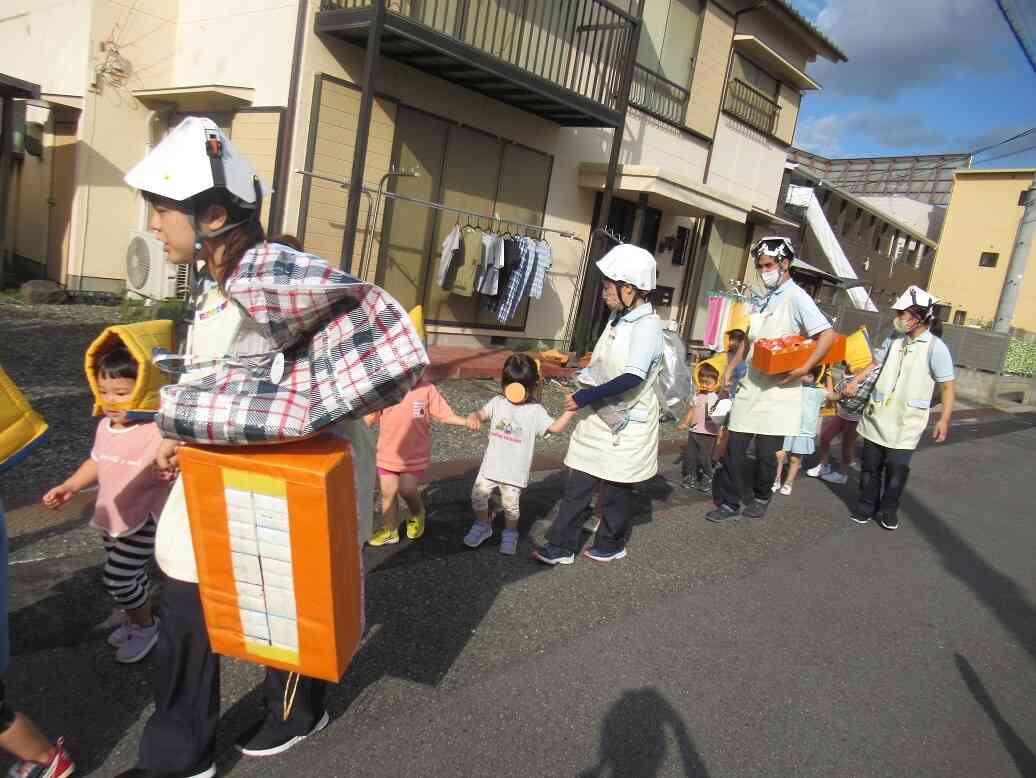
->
[[583, 547, 627, 563], [463, 520, 493, 548], [531, 542, 575, 565]]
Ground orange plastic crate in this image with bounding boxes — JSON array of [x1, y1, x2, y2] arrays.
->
[[751, 334, 847, 375], [179, 434, 362, 682]]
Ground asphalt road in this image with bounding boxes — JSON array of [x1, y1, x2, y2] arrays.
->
[[4, 410, 1035, 777]]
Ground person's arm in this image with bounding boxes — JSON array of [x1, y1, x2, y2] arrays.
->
[[933, 381, 955, 442], [676, 399, 696, 431], [547, 410, 578, 434], [568, 373, 642, 409], [42, 458, 98, 508], [723, 341, 747, 389]]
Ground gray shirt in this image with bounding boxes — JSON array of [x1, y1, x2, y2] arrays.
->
[[478, 396, 554, 488]]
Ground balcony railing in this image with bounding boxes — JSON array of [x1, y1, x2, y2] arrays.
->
[[318, 0, 641, 127], [628, 63, 690, 127], [723, 78, 780, 135]]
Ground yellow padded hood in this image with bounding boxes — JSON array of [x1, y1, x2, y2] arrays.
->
[[694, 353, 727, 389], [85, 320, 174, 415], [0, 365, 48, 473], [845, 326, 873, 374]]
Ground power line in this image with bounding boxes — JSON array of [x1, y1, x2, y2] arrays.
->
[[972, 141, 1036, 164]]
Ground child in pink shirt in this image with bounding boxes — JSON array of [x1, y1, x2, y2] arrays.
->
[[43, 347, 171, 663], [677, 362, 722, 494], [365, 381, 477, 546]]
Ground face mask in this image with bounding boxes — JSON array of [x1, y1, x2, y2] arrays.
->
[[893, 316, 912, 334], [761, 268, 782, 290]]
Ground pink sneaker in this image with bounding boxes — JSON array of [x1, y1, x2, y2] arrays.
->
[[8, 736, 75, 778], [115, 621, 160, 664]]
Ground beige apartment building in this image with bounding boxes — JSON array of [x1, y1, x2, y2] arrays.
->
[[1, 0, 844, 349], [930, 168, 1036, 333]]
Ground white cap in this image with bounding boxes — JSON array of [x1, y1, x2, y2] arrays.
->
[[124, 117, 268, 206], [892, 285, 938, 316], [596, 244, 657, 291]]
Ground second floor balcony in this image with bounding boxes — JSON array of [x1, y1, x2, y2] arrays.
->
[[317, 0, 641, 128], [723, 77, 781, 136]]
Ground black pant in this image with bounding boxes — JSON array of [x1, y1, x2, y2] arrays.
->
[[714, 431, 783, 509], [138, 578, 328, 771], [682, 432, 716, 477], [855, 438, 913, 518], [548, 469, 636, 554]]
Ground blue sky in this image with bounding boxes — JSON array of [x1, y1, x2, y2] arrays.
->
[[791, 0, 1036, 168]]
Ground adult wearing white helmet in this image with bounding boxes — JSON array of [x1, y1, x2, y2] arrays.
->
[[533, 244, 663, 565], [116, 117, 372, 778], [846, 285, 955, 530], [708, 236, 838, 522]]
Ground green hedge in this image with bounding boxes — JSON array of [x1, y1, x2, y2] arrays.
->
[[1004, 340, 1036, 376]]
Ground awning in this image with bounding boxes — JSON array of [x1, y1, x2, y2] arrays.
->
[[733, 35, 821, 91], [133, 85, 254, 112], [749, 206, 800, 229], [579, 163, 751, 224], [790, 258, 866, 289], [0, 73, 40, 100]]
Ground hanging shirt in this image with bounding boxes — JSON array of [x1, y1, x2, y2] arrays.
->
[[486, 237, 520, 312], [528, 240, 552, 300], [497, 237, 537, 323], [477, 232, 506, 296], [436, 225, 462, 287], [449, 228, 482, 297]]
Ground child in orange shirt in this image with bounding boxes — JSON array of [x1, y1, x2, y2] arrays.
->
[[366, 383, 478, 545]]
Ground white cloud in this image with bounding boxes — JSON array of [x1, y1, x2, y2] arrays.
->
[[795, 111, 949, 155], [811, 0, 1014, 97]]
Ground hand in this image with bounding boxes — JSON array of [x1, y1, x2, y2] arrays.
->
[[933, 417, 950, 443], [676, 421, 689, 432], [155, 439, 182, 476], [780, 366, 810, 386], [466, 413, 481, 431], [42, 483, 77, 509], [564, 394, 580, 412], [722, 369, 733, 391], [842, 380, 860, 398]]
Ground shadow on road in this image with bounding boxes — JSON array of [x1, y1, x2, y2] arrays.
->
[[954, 654, 1036, 776], [580, 687, 709, 778]]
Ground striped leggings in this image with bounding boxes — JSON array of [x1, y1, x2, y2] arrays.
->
[[102, 516, 157, 611]]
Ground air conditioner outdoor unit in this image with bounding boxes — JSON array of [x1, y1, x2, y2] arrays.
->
[[125, 231, 179, 301]]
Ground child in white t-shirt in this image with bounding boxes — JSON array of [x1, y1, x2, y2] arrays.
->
[[464, 354, 575, 555]]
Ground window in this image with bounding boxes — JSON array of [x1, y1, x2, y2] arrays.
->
[[953, 311, 967, 325], [724, 54, 780, 134], [874, 223, 886, 252], [377, 106, 552, 331], [979, 252, 999, 267]]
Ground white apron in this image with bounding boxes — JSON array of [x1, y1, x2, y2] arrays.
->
[[565, 314, 661, 484], [727, 290, 803, 437], [156, 284, 375, 583], [858, 333, 936, 451]]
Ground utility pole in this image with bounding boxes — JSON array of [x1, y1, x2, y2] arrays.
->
[[993, 180, 1036, 333]]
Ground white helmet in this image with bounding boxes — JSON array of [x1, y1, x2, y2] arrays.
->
[[596, 244, 657, 292], [751, 235, 795, 262], [892, 285, 938, 320], [125, 117, 268, 210]]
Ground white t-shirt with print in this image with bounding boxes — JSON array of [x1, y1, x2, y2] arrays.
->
[[477, 396, 553, 488]]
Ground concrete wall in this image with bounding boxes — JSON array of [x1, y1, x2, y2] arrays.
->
[[706, 113, 785, 212], [68, 0, 179, 290], [930, 171, 1036, 331], [0, 0, 92, 96], [173, 0, 296, 106], [860, 195, 946, 241], [684, 1, 735, 139]]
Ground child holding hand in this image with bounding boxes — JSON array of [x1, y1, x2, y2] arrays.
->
[[463, 354, 575, 555], [677, 362, 721, 494], [366, 380, 478, 546], [42, 347, 171, 663]]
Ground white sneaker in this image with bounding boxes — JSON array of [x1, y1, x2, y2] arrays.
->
[[772, 480, 782, 493], [821, 471, 849, 485], [779, 483, 793, 496], [115, 620, 160, 663], [806, 464, 831, 478]]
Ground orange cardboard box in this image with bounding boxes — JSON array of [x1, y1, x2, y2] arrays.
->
[[178, 435, 362, 683], [751, 334, 847, 375]]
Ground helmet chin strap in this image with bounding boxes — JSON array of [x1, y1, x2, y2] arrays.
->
[[189, 177, 262, 254]]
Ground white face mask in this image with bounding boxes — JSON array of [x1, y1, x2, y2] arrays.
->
[[761, 267, 782, 290]]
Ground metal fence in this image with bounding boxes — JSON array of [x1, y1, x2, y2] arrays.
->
[[629, 63, 690, 127], [819, 302, 1012, 374], [323, 0, 640, 116], [722, 78, 780, 135]]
